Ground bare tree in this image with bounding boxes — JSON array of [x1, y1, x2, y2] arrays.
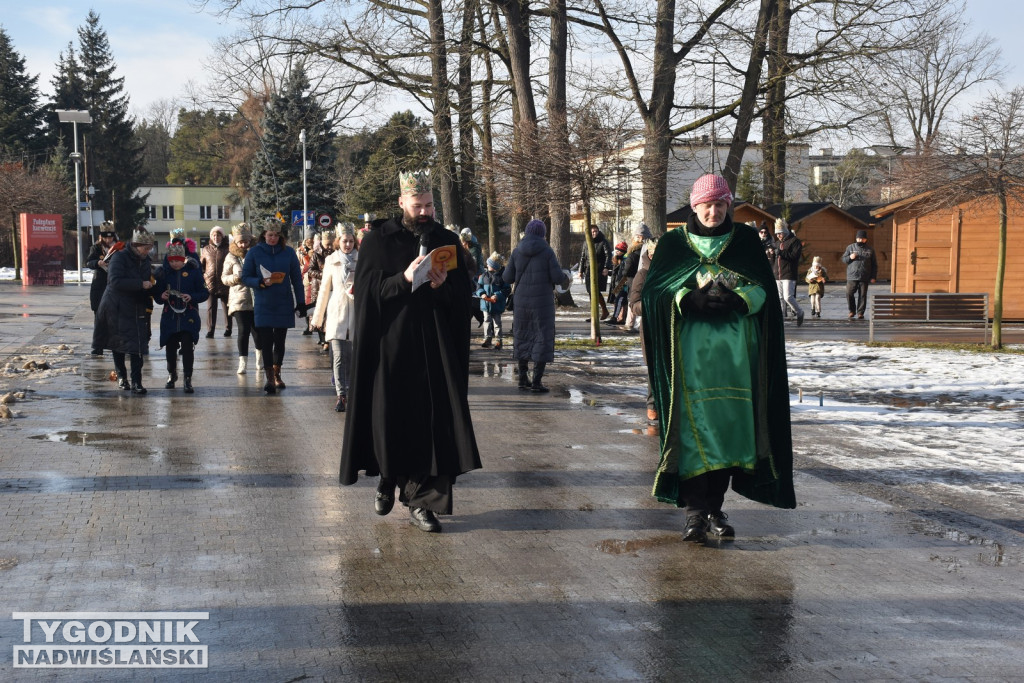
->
[[899, 87, 1024, 348], [862, 1, 1005, 154], [0, 157, 74, 274]]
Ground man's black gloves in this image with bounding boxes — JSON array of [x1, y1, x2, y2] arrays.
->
[[681, 286, 748, 315], [295, 303, 308, 318]]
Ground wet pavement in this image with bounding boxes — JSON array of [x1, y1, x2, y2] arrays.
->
[[1, 281, 1023, 681]]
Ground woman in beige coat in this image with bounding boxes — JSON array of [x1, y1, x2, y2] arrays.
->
[[311, 225, 358, 412], [221, 223, 262, 375]]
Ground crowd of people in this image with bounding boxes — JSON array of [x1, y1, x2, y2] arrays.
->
[[85, 170, 808, 542]]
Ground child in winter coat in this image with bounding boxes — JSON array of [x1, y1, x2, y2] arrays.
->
[[805, 255, 828, 318], [475, 253, 511, 350], [154, 241, 210, 393]]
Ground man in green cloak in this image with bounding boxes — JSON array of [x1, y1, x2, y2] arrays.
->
[[641, 174, 795, 544]]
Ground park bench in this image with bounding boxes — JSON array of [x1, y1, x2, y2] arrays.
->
[[869, 292, 989, 343]]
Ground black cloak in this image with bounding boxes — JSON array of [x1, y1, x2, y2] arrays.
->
[[339, 217, 482, 484]]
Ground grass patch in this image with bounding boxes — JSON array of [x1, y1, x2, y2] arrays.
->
[[864, 341, 1024, 355], [555, 336, 642, 351]]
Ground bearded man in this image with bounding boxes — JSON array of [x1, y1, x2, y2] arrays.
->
[[340, 170, 482, 533]]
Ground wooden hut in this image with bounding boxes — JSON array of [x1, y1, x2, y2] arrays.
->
[[872, 190, 1024, 321], [764, 203, 880, 282]]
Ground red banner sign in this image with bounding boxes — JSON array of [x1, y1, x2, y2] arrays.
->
[[20, 214, 65, 286]]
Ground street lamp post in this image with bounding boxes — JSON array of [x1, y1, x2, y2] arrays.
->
[[56, 110, 92, 285], [86, 185, 96, 242], [299, 128, 310, 240]]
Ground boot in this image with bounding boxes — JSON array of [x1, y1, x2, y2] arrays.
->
[[183, 376, 194, 394], [531, 361, 549, 393], [302, 317, 313, 335], [263, 376, 276, 394], [237, 357, 247, 375], [255, 349, 265, 373], [273, 365, 286, 389], [517, 360, 531, 390], [130, 361, 147, 395], [113, 357, 130, 390], [165, 358, 177, 389]]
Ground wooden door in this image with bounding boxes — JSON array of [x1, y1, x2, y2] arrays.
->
[[906, 210, 958, 293]]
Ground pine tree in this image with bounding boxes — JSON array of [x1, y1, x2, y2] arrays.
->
[[50, 12, 147, 232], [0, 28, 47, 162], [249, 65, 337, 231]]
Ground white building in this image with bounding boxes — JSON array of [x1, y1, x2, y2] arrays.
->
[[571, 138, 811, 239], [136, 185, 243, 245]]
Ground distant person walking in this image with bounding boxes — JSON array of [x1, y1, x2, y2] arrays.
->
[[200, 225, 231, 338], [578, 224, 612, 321], [503, 219, 571, 393], [842, 229, 878, 319], [92, 227, 157, 395], [241, 222, 305, 394], [221, 223, 262, 375], [771, 218, 804, 326], [155, 241, 209, 393], [85, 222, 120, 355], [311, 225, 359, 413]]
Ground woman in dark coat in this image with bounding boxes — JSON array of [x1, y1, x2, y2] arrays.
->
[[241, 222, 305, 394], [92, 227, 157, 394], [154, 241, 210, 393], [503, 219, 570, 393], [85, 223, 120, 355]]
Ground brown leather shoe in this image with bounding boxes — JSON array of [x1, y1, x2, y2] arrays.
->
[[272, 365, 286, 389], [646, 407, 658, 422]]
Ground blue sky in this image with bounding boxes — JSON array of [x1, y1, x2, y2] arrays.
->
[[3, 1, 1024, 125]]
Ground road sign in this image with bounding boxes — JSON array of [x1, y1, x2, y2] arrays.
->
[[291, 210, 315, 227], [318, 213, 333, 228]]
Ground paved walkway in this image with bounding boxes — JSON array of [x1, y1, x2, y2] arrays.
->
[[1, 282, 1023, 681]]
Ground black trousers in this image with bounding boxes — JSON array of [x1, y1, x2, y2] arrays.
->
[[165, 331, 195, 377], [679, 469, 733, 515], [112, 352, 144, 384], [256, 326, 288, 367], [846, 279, 870, 316], [394, 475, 453, 515], [207, 294, 230, 332], [232, 310, 260, 356]]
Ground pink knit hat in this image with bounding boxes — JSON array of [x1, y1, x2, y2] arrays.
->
[[690, 174, 733, 208]]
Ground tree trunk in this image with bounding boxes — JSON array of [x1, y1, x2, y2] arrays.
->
[[427, 0, 461, 226], [762, 0, 790, 205], [457, 0, 479, 232], [638, 0, 677, 235], [546, 0, 571, 268], [583, 199, 602, 343], [722, 0, 775, 194], [993, 189, 1006, 348], [477, 5, 499, 255]]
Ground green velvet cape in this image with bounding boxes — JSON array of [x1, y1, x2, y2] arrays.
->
[[641, 219, 796, 509]]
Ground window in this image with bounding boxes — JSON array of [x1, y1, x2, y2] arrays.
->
[[146, 205, 156, 220], [162, 205, 175, 220], [199, 206, 212, 220], [217, 206, 231, 220]]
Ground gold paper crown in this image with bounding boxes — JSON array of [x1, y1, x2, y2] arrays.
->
[[399, 169, 432, 196]]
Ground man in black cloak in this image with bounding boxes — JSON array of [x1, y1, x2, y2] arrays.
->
[[340, 170, 482, 533]]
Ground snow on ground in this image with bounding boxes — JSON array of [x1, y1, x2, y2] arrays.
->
[[0, 268, 91, 283]]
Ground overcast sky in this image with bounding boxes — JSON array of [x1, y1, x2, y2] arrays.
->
[[4, 0, 1023, 138]]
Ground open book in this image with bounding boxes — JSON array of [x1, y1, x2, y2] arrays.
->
[[411, 245, 459, 291]]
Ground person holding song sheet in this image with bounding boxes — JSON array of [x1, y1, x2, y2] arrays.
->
[[340, 170, 481, 533]]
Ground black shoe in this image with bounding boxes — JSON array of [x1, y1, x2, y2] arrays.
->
[[797, 311, 805, 327], [205, 331, 214, 339], [263, 380, 276, 395], [302, 329, 313, 336], [130, 382, 147, 395], [224, 329, 232, 337], [531, 383, 550, 393], [682, 513, 709, 544], [409, 507, 441, 532], [480, 339, 492, 348], [706, 511, 735, 537], [117, 376, 130, 390], [374, 480, 395, 516], [183, 377, 194, 394], [335, 396, 346, 413], [91, 348, 103, 356], [165, 374, 177, 389]]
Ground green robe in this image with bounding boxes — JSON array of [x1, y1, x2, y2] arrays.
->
[[641, 220, 796, 509]]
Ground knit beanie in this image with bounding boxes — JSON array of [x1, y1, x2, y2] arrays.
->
[[525, 219, 546, 237], [633, 223, 653, 239], [210, 225, 224, 238], [689, 174, 733, 208], [856, 229, 868, 239]]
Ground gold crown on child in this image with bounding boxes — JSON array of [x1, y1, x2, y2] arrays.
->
[[399, 169, 432, 196]]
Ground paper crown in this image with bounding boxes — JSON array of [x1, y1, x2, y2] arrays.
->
[[171, 227, 186, 241], [231, 223, 252, 241], [399, 170, 432, 196], [131, 228, 155, 245], [167, 243, 186, 260], [336, 222, 356, 238]]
